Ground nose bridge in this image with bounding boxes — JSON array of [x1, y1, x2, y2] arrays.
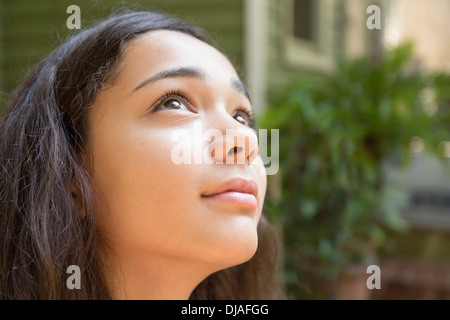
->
[[206, 110, 259, 165]]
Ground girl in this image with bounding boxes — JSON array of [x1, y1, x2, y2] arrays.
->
[[0, 10, 283, 299]]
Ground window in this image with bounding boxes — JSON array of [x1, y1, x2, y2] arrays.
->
[[293, 0, 316, 42], [280, 0, 335, 73]]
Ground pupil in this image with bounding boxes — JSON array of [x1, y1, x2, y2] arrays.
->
[[167, 100, 181, 109], [236, 115, 247, 125]]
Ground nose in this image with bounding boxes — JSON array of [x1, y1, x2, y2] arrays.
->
[[208, 126, 259, 165]]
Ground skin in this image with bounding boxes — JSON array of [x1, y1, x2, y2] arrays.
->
[[87, 30, 267, 299]]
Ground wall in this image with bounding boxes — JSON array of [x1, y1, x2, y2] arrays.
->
[[385, 0, 450, 72]]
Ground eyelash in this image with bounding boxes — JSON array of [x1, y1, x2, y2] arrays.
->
[[150, 90, 256, 129], [150, 89, 193, 112], [233, 108, 256, 129]]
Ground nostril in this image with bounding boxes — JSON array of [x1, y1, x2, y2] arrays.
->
[[228, 146, 243, 156]]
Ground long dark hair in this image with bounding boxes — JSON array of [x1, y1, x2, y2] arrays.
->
[[0, 10, 283, 299]]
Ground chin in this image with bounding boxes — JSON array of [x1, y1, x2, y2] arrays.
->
[[209, 225, 259, 271]]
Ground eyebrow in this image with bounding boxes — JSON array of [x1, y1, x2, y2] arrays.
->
[[132, 66, 251, 102], [133, 67, 205, 92], [231, 78, 251, 103]]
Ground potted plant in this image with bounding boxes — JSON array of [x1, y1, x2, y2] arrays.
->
[[261, 43, 450, 299]]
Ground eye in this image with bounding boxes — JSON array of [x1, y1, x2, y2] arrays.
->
[[234, 114, 248, 126], [155, 98, 189, 111], [232, 109, 254, 128], [150, 90, 196, 113]]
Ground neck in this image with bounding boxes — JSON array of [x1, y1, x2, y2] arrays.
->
[[109, 253, 216, 300]]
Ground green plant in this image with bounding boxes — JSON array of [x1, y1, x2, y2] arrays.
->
[[261, 43, 450, 299]]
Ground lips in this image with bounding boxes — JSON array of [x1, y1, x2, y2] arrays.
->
[[201, 178, 258, 208]]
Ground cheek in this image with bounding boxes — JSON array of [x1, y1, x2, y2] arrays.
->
[[89, 119, 200, 251], [251, 155, 268, 216]]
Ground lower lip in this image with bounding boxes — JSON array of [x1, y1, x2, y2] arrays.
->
[[203, 191, 258, 208]]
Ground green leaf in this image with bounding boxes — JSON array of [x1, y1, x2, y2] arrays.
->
[[299, 198, 318, 219]]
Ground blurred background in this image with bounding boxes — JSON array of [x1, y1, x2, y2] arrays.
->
[[1, 0, 449, 299]]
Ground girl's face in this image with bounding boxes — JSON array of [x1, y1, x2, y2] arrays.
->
[[88, 30, 267, 285]]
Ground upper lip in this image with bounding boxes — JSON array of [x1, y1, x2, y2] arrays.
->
[[202, 178, 258, 198]]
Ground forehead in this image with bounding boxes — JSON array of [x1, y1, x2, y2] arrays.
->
[[116, 29, 239, 84]]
